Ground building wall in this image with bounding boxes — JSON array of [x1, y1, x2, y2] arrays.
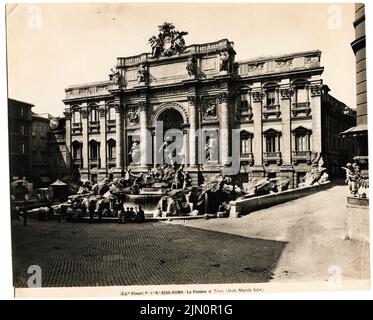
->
[[62, 41, 356, 187], [31, 115, 50, 182], [353, 3, 367, 127], [321, 93, 357, 177], [8, 99, 33, 180]]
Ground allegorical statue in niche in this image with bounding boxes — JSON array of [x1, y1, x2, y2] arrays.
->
[[186, 56, 197, 76], [219, 51, 229, 71], [204, 134, 218, 163], [109, 66, 122, 85], [137, 63, 148, 83], [129, 141, 140, 164], [159, 136, 174, 166]]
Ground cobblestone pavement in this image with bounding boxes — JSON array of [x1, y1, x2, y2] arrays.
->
[[170, 184, 370, 283], [11, 220, 287, 287]]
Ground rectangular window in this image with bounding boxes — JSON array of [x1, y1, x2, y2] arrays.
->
[[267, 90, 276, 106], [266, 136, 277, 152], [108, 143, 116, 159], [73, 145, 81, 159], [89, 108, 98, 122], [240, 137, 251, 155], [240, 92, 248, 109], [296, 88, 308, 103], [108, 107, 115, 120], [295, 134, 310, 151], [268, 172, 277, 179], [21, 143, 25, 154], [20, 125, 25, 135], [91, 174, 98, 184], [73, 111, 81, 124], [89, 143, 99, 159]]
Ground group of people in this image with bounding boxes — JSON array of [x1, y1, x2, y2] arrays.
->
[[113, 200, 145, 224]]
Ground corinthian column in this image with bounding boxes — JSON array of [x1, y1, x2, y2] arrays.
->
[[81, 106, 89, 171], [99, 105, 107, 170], [187, 95, 198, 167], [139, 101, 150, 167], [279, 86, 293, 165], [115, 104, 124, 171], [219, 92, 230, 165], [63, 109, 72, 170]]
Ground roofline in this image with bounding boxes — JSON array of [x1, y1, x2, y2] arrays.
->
[[236, 50, 322, 64], [8, 98, 35, 107], [116, 38, 235, 62], [65, 80, 114, 91]]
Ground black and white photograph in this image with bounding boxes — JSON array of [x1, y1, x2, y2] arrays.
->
[[2, 1, 370, 298]]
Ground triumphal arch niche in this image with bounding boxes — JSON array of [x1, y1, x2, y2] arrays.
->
[[63, 22, 339, 188]]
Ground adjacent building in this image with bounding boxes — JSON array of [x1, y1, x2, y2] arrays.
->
[[62, 23, 356, 188], [342, 3, 368, 174], [31, 112, 51, 185], [8, 98, 33, 180], [47, 117, 69, 180]]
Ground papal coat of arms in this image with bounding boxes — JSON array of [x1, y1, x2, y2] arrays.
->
[[148, 22, 188, 58]]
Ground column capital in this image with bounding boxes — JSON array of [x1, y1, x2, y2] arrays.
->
[[114, 104, 124, 113], [81, 107, 89, 118], [137, 101, 147, 111], [99, 106, 107, 117], [218, 92, 230, 103], [251, 91, 264, 103], [309, 84, 323, 96], [63, 109, 72, 120], [280, 87, 294, 100], [187, 95, 198, 105]]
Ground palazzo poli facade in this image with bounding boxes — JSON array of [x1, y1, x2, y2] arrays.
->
[[63, 23, 356, 188]]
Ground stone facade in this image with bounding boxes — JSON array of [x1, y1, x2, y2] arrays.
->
[[62, 28, 356, 187]]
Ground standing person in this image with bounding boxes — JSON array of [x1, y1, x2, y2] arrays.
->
[[129, 207, 135, 221], [88, 200, 95, 223], [97, 202, 103, 223], [22, 203, 28, 226], [124, 207, 131, 222], [137, 206, 145, 223]]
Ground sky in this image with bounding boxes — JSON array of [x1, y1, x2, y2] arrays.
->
[[6, 2, 356, 116]]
